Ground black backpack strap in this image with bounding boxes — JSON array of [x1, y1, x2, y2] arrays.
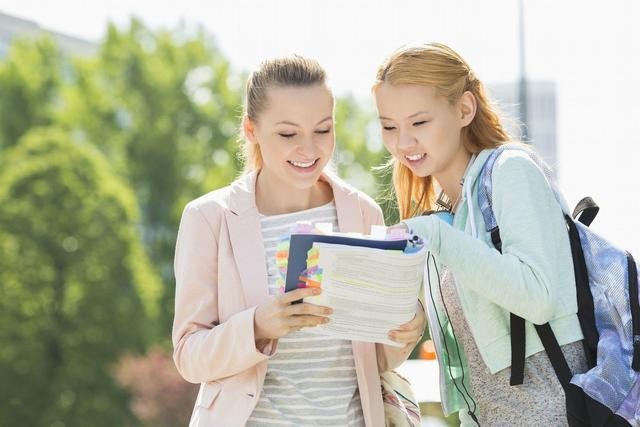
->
[[565, 214, 599, 368], [534, 323, 573, 390], [509, 313, 526, 385], [572, 197, 599, 227], [489, 226, 502, 253], [490, 226, 527, 385]]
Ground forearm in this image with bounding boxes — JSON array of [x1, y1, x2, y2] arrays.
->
[[173, 306, 277, 383], [405, 215, 556, 324]]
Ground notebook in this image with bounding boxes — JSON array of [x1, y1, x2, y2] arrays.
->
[[284, 233, 409, 294]]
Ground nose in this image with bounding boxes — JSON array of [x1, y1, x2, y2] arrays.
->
[[297, 135, 318, 159], [397, 128, 416, 151]]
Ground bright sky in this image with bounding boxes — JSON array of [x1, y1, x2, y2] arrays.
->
[[1, 0, 639, 255]]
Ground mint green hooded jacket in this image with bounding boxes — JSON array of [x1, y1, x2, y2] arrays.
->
[[404, 145, 584, 418]]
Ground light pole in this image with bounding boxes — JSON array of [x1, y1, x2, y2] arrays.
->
[[518, 0, 529, 142]]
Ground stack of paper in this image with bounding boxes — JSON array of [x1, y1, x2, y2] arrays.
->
[[280, 224, 426, 347]]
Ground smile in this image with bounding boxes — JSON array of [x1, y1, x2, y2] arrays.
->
[[287, 159, 319, 169], [405, 153, 426, 162]]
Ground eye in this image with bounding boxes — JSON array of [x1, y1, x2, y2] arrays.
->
[[382, 125, 396, 131], [413, 120, 429, 127], [315, 127, 331, 134], [279, 133, 296, 139]]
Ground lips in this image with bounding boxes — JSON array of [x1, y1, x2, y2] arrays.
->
[[287, 158, 320, 173], [405, 153, 426, 161], [288, 159, 318, 168]]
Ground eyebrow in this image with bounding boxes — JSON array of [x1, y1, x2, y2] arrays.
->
[[379, 111, 430, 120], [275, 116, 333, 127], [316, 116, 333, 125]]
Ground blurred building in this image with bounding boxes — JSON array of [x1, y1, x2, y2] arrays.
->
[[488, 81, 558, 175], [0, 11, 96, 58]]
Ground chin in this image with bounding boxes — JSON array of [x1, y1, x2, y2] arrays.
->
[[405, 163, 433, 178]]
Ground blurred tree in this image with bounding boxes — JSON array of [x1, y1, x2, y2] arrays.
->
[[0, 37, 64, 149], [0, 127, 162, 426], [58, 19, 244, 330], [114, 345, 198, 427]]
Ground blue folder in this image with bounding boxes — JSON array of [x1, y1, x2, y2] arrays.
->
[[285, 233, 408, 295]]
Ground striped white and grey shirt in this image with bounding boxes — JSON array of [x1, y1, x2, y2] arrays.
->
[[246, 201, 365, 427]]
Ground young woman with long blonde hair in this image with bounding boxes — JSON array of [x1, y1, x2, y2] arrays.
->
[[374, 43, 588, 425]]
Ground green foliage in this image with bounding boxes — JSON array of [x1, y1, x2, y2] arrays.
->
[[0, 36, 64, 149], [57, 19, 244, 329], [0, 127, 162, 426]]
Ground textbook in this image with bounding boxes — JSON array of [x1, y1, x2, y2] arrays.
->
[[277, 224, 426, 347]]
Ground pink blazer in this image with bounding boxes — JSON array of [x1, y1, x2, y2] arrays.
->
[[172, 170, 413, 427]]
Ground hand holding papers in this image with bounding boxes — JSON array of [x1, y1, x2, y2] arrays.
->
[[281, 223, 426, 347]]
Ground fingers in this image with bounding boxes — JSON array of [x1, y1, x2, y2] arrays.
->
[[388, 222, 409, 232], [388, 327, 423, 344], [397, 313, 423, 330], [397, 303, 426, 330], [397, 317, 416, 330], [279, 287, 321, 304], [386, 222, 409, 236], [285, 304, 332, 331], [393, 313, 425, 341], [286, 302, 332, 317], [286, 314, 329, 330]]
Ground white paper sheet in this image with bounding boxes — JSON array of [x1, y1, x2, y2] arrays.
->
[[302, 242, 426, 347]]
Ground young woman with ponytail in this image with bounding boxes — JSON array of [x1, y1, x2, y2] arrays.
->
[[374, 43, 588, 425], [172, 55, 425, 426]]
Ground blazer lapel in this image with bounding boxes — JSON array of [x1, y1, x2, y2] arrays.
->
[[323, 171, 364, 234], [225, 172, 270, 308]]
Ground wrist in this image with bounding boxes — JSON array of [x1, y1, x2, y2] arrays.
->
[[253, 306, 265, 341]]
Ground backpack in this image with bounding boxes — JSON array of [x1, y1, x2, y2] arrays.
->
[[476, 143, 640, 426]]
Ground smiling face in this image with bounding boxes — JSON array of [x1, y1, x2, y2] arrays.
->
[[244, 84, 335, 190], [374, 83, 474, 178]]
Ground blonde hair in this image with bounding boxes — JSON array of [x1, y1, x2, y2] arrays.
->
[[240, 56, 328, 172], [374, 43, 513, 220]]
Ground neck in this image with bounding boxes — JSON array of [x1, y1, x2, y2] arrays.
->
[[433, 148, 472, 210], [255, 168, 332, 215]]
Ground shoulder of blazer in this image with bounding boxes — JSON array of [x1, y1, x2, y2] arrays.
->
[[181, 170, 384, 231], [180, 172, 257, 237]]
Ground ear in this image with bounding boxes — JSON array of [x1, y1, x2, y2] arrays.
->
[[243, 116, 259, 145], [458, 91, 477, 127]]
